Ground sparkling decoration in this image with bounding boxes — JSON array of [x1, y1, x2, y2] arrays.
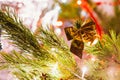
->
[[53, 21, 63, 27], [51, 62, 61, 77], [91, 56, 96, 61], [81, 66, 88, 80], [80, 10, 88, 17], [55, 28, 62, 35], [77, 0, 82, 5], [61, 0, 67, 3]]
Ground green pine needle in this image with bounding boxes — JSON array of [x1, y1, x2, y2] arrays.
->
[[0, 8, 80, 79], [85, 30, 120, 62]]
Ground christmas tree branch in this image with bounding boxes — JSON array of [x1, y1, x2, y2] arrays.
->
[[0, 51, 57, 79], [0, 8, 56, 61], [0, 8, 81, 79], [82, 30, 120, 80], [35, 27, 82, 79], [84, 60, 108, 80], [85, 30, 120, 63]]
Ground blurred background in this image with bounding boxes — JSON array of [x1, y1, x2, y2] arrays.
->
[[0, 0, 120, 80]]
